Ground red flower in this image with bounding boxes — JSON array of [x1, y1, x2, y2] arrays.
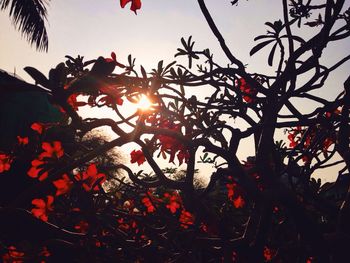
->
[[39, 246, 51, 258], [130, 149, 145, 165], [31, 195, 54, 222], [67, 93, 87, 111], [142, 197, 155, 213], [302, 154, 311, 164], [157, 125, 189, 165], [179, 210, 195, 229], [323, 137, 334, 152], [263, 246, 275, 262], [27, 141, 63, 181], [164, 192, 182, 214], [226, 182, 236, 200], [53, 174, 73, 196], [233, 195, 245, 208], [76, 163, 106, 191], [99, 85, 124, 106], [287, 132, 298, 148], [105, 52, 125, 68], [40, 141, 64, 159], [17, 136, 29, 145], [236, 78, 257, 103], [98, 95, 123, 106], [2, 246, 25, 263], [31, 122, 44, 134], [0, 154, 12, 173], [27, 160, 48, 181], [120, 0, 141, 14], [177, 150, 190, 165]]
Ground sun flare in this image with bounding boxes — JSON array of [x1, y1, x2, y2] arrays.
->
[[136, 94, 152, 111]]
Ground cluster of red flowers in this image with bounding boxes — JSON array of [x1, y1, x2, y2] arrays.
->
[[236, 78, 257, 103], [225, 176, 245, 209], [30, 163, 106, 221], [130, 117, 190, 166], [98, 85, 124, 107], [164, 191, 182, 213], [140, 191, 196, 228], [179, 209, 195, 229], [147, 117, 191, 164], [2, 245, 50, 262], [141, 197, 155, 213], [287, 126, 335, 161], [75, 163, 107, 192], [2, 246, 25, 263], [287, 126, 303, 148], [157, 120, 190, 165]]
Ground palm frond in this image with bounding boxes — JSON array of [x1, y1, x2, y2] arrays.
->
[[0, 0, 50, 51]]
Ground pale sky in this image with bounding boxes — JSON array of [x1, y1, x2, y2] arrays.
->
[[1, 0, 349, 182]]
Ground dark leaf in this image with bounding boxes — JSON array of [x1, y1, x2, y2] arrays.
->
[[157, 60, 163, 73], [163, 61, 176, 74], [1, 0, 49, 51], [24, 66, 49, 88], [140, 65, 147, 79], [250, 39, 275, 56], [181, 37, 187, 48], [268, 42, 278, 66], [254, 35, 274, 41]]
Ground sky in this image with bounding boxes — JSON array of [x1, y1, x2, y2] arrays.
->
[[1, 0, 349, 182]]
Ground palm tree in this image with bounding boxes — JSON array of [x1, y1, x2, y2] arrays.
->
[[0, 0, 49, 51]]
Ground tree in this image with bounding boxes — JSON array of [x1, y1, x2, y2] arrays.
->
[[1, 0, 350, 262], [0, 0, 49, 51]]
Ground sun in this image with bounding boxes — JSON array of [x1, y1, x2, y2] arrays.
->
[[136, 94, 152, 111]]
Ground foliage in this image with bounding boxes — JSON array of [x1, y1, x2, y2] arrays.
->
[[1, 0, 350, 262], [0, 0, 49, 51]]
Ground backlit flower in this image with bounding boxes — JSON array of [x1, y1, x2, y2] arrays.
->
[[233, 195, 245, 208], [0, 154, 12, 173], [31, 195, 54, 222], [179, 210, 195, 229], [31, 122, 44, 134], [130, 149, 145, 165], [40, 141, 64, 159], [120, 0, 141, 14], [76, 163, 106, 191], [142, 197, 155, 213], [164, 192, 182, 214], [236, 78, 257, 103], [17, 136, 29, 145], [53, 174, 73, 196]]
